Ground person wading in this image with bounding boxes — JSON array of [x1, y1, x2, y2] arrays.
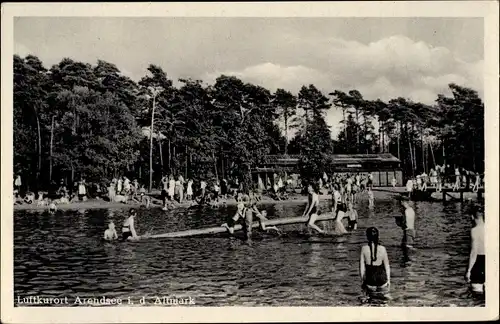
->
[[303, 183, 325, 234], [465, 204, 485, 295], [360, 227, 391, 297]]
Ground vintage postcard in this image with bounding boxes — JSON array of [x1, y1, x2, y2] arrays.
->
[[1, 1, 498, 323]]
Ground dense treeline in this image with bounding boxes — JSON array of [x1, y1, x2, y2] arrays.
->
[[14, 55, 484, 192]]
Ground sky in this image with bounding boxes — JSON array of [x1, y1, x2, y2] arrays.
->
[[14, 17, 484, 136]]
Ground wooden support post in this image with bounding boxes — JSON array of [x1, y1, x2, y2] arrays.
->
[[442, 190, 446, 202], [460, 190, 464, 202]]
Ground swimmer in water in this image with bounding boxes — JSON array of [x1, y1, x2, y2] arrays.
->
[[346, 202, 358, 231], [104, 221, 118, 241], [48, 200, 57, 214], [465, 204, 485, 294], [360, 227, 391, 296], [122, 209, 139, 241]]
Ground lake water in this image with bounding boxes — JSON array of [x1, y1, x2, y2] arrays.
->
[[13, 195, 485, 307]]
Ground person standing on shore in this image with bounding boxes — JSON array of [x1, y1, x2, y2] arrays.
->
[[186, 179, 193, 201], [465, 204, 485, 294], [452, 166, 461, 191], [200, 179, 207, 199], [406, 178, 414, 198], [161, 176, 169, 207], [367, 172, 374, 190], [78, 179, 87, 201], [472, 172, 481, 193], [168, 175, 175, 201], [14, 174, 22, 194], [391, 177, 397, 188]]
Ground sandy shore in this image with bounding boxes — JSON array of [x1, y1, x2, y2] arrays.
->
[[13, 187, 480, 212], [13, 188, 402, 211]]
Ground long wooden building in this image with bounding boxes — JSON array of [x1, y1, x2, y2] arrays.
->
[[252, 153, 403, 187]]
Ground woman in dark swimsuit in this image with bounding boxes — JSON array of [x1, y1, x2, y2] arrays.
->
[[360, 227, 391, 294]]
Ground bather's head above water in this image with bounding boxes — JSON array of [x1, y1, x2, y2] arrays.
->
[[366, 227, 379, 244]]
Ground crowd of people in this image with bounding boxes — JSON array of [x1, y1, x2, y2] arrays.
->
[[404, 164, 484, 198], [14, 166, 485, 301]]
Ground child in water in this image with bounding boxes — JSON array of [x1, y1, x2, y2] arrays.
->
[[48, 200, 57, 214], [104, 221, 118, 241], [368, 188, 374, 208]]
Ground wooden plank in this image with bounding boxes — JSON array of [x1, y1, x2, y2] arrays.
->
[[147, 212, 336, 239]]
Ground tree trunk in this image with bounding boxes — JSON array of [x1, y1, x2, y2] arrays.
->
[[159, 138, 163, 177], [343, 107, 347, 149], [397, 122, 401, 159], [363, 112, 368, 154], [149, 94, 156, 193], [35, 110, 42, 183], [221, 152, 224, 180], [429, 142, 436, 168], [442, 140, 446, 166], [49, 115, 55, 182], [284, 109, 288, 155], [173, 145, 176, 174], [408, 133, 414, 177], [168, 139, 171, 173], [421, 127, 425, 173], [212, 151, 218, 180], [355, 108, 360, 152], [185, 145, 188, 179]]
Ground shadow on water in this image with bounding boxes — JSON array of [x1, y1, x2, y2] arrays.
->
[[14, 197, 484, 307]]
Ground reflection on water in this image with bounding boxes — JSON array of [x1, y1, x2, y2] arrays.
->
[[14, 198, 485, 306]]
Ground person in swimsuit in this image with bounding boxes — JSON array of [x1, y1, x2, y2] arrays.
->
[[472, 172, 481, 193], [122, 209, 139, 241], [391, 177, 397, 188], [399, 200, 416, 261], [346, 202, 358, 231], [452, 166, 461, 191], [332, 185, 347, 219], [303, 184, 325, 234], [465, 204, 485, 294], [367, 173, 374, 190], [222, 202, 247, 239], [360, 227, 391, 295], [368, 187, 374, 208], [406, 178, 414, 198], [104, 221, 118, 241]]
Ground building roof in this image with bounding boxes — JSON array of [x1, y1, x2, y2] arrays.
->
[[263, 153, 400, 165]]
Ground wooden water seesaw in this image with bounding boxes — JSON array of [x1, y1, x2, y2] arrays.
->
[[145, 212, 337, 239]]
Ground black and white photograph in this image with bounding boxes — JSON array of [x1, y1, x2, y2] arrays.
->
[[1, 2, 498, 323]]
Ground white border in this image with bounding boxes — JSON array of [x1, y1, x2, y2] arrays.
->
[[1, 2, 499, 323]]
